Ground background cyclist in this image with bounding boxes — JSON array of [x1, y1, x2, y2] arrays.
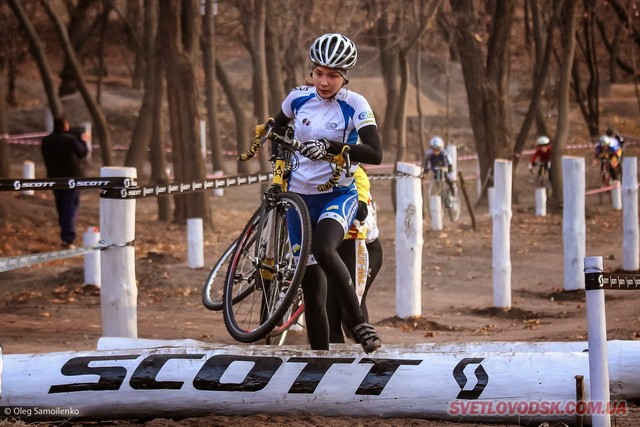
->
[[595, 133, 623, 182], [423, 135, 456, 196], [528, 135, 552, 179], [264, 33, 383, 353]]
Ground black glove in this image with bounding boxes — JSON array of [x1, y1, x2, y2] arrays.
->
[[355, 201, 368, 221]]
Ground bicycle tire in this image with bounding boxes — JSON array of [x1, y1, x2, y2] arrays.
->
[[266, 288, 305, 345], [447, 184, 461, 222], [222, 191, 311, 343], [201, 238, 238, 311]]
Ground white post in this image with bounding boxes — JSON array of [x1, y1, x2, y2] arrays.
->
[[83, 226, 101, 287], [622, 157, 639, 271], [44, 108, 53, 133], [476, 160, 482, 198], [584, 256, 611, 427], [100, 167, 138, 338], [562, 156, 586, 291], [429, 196, 443, 231], [212, 170, 224, 197], [80, 121, 93, 161], [200, 119, 207, 160], [492, 159, 512, 309], [187, 218, 204, 269], [395, 162, 423, 318], [534, 188, 547, 217], [487, 187, 494, 215], [448, 145, 457, 180], [22, 161, 35, 196], [611, 182, 622, 210]]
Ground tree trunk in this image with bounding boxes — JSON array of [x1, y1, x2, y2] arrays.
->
[[0, 57, 9, 178], [216, 59, 250, 174], [125, 0, 157, 176], [8, 0, 63, 117], [553, 0, 579, 204], [41, 0, 114, 166], [159, 0, 211, 226], [202, 0, 224, 173]]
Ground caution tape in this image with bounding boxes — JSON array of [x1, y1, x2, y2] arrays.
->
[[0, 240, 134, 273], [0, 177, 136, 192], [585, 271, 640, 291]]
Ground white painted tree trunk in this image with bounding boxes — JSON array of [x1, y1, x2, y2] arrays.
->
[[187, 218, 204, 269], [99, 167, 137, 338], [395, 162, 423, 318], [562, 157, 586, 291], [622, 157, 639, 271], [492, 160, 512, 308]]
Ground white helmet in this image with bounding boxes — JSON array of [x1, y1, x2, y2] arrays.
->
[[536, 135, 550, 146], [309, 33, 357, 70], [430, 136, 445, 149], [598, 135, 612, 147]]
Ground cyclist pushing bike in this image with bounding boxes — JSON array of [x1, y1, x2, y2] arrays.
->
[[258, 33, 383, 353], [595, 134, 623, 182], [423, 136, 456, 196]]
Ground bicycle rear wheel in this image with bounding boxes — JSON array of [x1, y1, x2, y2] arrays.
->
[[223, 191, 311, 343]]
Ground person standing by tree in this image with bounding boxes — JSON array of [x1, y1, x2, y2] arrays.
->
[[41, 116, 89, 248], [264, 33, 383, 353]]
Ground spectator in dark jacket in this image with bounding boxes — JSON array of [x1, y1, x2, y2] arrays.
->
[[41, 116, 89, 248]]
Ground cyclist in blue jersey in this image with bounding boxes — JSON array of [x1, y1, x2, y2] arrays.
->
[[262, 33, 383, 353]]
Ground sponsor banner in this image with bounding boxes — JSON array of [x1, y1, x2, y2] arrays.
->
[[0, 177, 136, 192], [0, 346, 597, 422]]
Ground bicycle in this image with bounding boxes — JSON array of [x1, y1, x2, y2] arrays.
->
[[427, 166, 461, 222], [221, 121, 350, 343]]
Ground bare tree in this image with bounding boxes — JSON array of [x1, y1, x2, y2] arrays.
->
[[40, 0, 114, 165], [0, 55, 8, 177], [159, 0, 211, 226], [8, 0, 63, 117]]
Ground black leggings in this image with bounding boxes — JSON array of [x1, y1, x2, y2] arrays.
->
[[302, 218, 366, 350], [327, 238, 383, 343]]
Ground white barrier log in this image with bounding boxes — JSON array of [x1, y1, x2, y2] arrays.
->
[[22, 161, 35, 196], [187, 218, 204, 269], [562, 156, 586, 291], [83, 226, 101, 287], [622, 157, 639, 271], [492, 160, 512, 308], [534, 187, 546, 217], [395, 162, 423, 318], [100, 167, 137, 338], [96, 337, 640, 400], [0, 346, 615, 424], [584, 256, 611, 427], [429, 196, 443, 230]]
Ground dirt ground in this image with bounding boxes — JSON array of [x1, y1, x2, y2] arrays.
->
[[3, 45, 640, 427]]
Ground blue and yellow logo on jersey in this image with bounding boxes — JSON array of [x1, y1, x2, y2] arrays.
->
[[357, 111, 374, 120]]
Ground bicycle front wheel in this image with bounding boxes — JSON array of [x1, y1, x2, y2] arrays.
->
[[223, 192, 311, 343], [447, 184, 461, 222]]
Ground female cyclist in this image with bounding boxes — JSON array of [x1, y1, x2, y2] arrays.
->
[[265, 33, 383, 353]]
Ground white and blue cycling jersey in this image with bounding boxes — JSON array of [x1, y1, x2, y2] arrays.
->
[[281, 85, 377, 195]]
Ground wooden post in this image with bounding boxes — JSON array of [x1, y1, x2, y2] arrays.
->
[[622, 157, 639, 271], [584, 256, 611, 427], [83, 226, 101, 287], [492, 160, 512, 309], [395, 162, 423, 319], [99, 167, 137, 338], [562, 156, 586, 291]]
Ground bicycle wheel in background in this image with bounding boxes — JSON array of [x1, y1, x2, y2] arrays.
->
[[201, 238, 238, 311], [447, 183, 461, 222], [223, 191, 311, 343]]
